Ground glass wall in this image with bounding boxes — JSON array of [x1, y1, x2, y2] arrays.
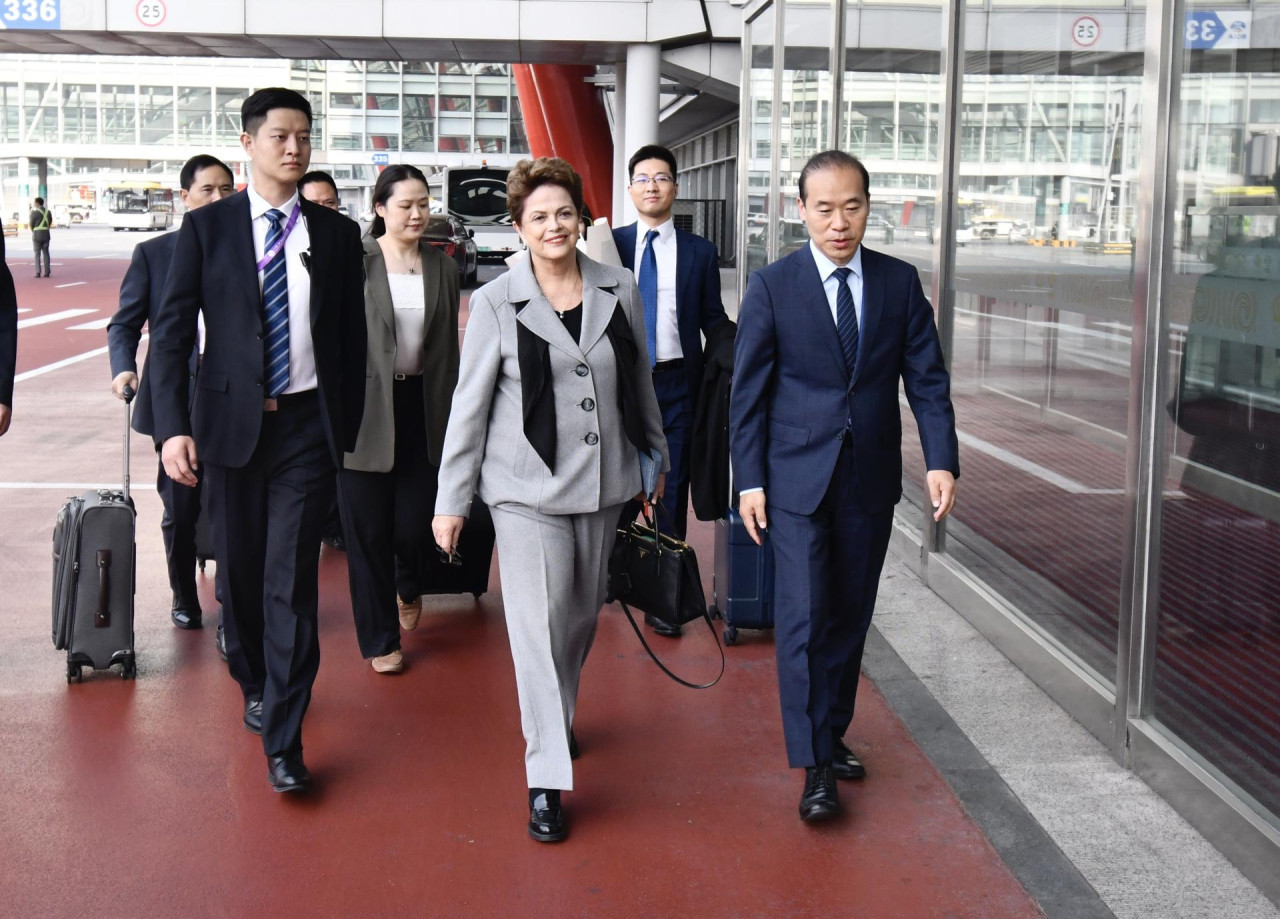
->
[[101, 84, 137, 144], [739, 1, 776, 295], [62, 83, 97, 144], [1154, 3, 1280, 819]]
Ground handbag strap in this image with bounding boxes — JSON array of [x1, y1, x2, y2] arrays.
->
[[615, 596, 725, 690]]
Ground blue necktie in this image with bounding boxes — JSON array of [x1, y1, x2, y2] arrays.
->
[[638, 228, 659, 368], [262, 209, 291, 399], [833, 265, 859, 378]]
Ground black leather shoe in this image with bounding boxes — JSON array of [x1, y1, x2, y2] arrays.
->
[[644, 613, 682, 637], [799, 764, 840, 823], [243, 698, 263, 735], [216, 622, 227, 662], [832, 739, 866, 780], [528, 788, 567, 842], [170, 598, 202, 630], [268, 753, 312, 793], [321, 534, 346, 552], [569, 729, 580, 760]]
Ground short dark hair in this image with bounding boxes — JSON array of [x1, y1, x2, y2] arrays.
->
[[798, 150, 870, 203], [368, 164, 428, 238], [298, 170, 338, 198], [506, 157, 584, 226], [33, 196, 44, 206], [241, 87, 313, 136], [628, 144, 677, 181], [180, 154, 233, 191]]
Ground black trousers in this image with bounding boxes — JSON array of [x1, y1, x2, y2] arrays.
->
[[206, 390, 334, 757], [619, 366, 693, 540], [337, 379, 441, 659], [155, 446, 203, 609]]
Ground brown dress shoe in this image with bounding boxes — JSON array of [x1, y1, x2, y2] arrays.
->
[[398, 596, 422, 631], [371, 649, 404, 673]]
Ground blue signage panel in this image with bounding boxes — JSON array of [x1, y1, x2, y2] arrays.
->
[[371, 153, 390, 165], [0, 0, 60, 29], [1185, 11, 1251, 50]]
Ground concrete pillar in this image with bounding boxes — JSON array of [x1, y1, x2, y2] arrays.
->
[[621, 42, 661, 225], [613, 62, 627, 225], [35, 157, 48, 201]]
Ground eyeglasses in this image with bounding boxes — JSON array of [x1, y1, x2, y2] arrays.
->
[[436, 546, 464, 567], [631, 174, 675, 187]]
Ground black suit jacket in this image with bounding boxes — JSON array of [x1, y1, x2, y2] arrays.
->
[[613, 223, 728, 399], [148, 191, 367, 468], [0, 232, 16, 406], [107, 232, 193, 440]]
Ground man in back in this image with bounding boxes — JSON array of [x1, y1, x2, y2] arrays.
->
[[614, 143, 729, 636], [730, 150, 958, 823], [29, 197, 52, 279], [107, 154, 235, 631], [149, 88, 367, 794]]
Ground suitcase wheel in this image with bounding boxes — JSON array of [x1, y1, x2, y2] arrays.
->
[[66, 663, 82, 684], [723, 626, 739, 646], [120, 659, 137, 680]]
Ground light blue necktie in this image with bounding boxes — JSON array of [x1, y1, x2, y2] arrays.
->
[[262, 209, 291, 399], [833, 265, 859, 378], [638, 228, 659, 368]]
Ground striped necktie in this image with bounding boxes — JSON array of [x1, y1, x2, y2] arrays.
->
[[638, 228, 659, 368], [262, 209, 291, 399], [833, 265, 859, 377]]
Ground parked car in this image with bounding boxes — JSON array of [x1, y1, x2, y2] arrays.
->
[[423, 214, 478, 287]]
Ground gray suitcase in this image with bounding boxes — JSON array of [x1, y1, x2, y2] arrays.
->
[[52, 388, 137, 682]]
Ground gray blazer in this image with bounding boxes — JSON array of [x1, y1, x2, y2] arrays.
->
[[436, 251, 669, 517], [344, 235, 460, 473]]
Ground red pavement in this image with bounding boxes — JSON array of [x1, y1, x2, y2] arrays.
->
[[0, 252, 1044, 918]]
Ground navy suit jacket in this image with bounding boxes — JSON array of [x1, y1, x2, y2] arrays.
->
[[106, 232, 194, 441], [730, 244, 958, 516], [0, 232, 16, 407], [148, 190, 367, 469], [613, 222, 729, 399]]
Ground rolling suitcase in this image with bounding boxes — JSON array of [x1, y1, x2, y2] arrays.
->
[[422, 495, 494, 598], [52, 388, 138, 682], [710, 506, 775, 645]]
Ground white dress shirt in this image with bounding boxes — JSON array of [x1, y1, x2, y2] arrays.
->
[[809, 240, 864, 331], [387, 272, 426, 377], [248, 184, 316, 394], [632, 218, 681, 361]]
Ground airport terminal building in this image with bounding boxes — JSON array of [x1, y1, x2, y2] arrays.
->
[[0, 0, 1277, 908]]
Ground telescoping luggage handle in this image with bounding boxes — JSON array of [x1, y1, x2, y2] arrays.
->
[[121, 384, 133, 501]]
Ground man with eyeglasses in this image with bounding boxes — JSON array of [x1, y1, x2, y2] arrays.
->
[[614, 144, 729, 637]]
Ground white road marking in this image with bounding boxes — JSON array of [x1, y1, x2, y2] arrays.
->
[[67, 318, 113, 330], [13, 334, 147, 384], [16, 308, 96, 329], [0, 482, 156, 491], [17, 308, 31, 314], [55, 281, 87, 288]]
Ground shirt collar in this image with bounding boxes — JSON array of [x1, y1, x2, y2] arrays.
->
[[638, 218, 675, 244], [809, 239, 862, 283], [247, 183, 300, 221]]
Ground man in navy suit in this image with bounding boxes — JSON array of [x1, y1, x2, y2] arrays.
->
[[730, 150, 958, 822], [615, 144, 729, 635], [0, 228, 15, 437], [149, 88, 366, 794], [107, 154, 235, 631]]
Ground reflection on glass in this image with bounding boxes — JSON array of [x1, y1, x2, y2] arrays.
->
[[942, 24, 1143, 680], [215, 88, 248, 145], [741, 3, 777, 295], [140, 85, 174, 145], [62, 84, 97, 144], [24, 82, 56, 143], [1155, 37, 1280, 815], [176, 86, 211, 144], [102, 84, 137, 144]]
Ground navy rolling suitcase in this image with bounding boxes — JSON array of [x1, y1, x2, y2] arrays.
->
[[51, 389, 138, 682], [710, 506, 775, 645]]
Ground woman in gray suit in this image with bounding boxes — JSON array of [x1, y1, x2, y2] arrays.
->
[[433, 158, 668, 842], [339, 164, 460, 674]]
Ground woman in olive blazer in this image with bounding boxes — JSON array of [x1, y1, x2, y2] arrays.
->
[[339, 165, 460, 673]]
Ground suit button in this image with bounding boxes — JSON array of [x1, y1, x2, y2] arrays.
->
[[580, 398, 595, 412], [574, 364, 589, 377], [584, 432, 599, 446], [836, 430, 845, 441], [256, 379, 263, 387], [256, 333, 263, 341]]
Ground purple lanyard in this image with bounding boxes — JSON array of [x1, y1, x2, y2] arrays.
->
[[256, 201, 302, 273]]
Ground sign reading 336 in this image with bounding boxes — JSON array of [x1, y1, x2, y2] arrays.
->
[[0, 0, 59, 29]]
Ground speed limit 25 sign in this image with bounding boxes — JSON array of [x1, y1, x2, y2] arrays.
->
[[1071, 16, 1101, 49], [136, 0, 166, 27]]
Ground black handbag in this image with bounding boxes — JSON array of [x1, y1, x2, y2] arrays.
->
[[607, 507, 724, 689]]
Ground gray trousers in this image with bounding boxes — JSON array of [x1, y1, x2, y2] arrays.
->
[[32, 237, 50, 276], [489, 501, 624, 790]]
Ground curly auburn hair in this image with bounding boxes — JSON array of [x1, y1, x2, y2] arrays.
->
[[506, 157, 585, 225]]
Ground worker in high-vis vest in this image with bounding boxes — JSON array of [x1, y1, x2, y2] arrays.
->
[[29, 196, 51, 279]]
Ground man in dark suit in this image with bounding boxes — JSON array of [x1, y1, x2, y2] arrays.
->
[[149, 88, 366, 794], [107, 154, 235, 631], [730, 150, 958, 823], [614, 143, 729, 636], [0, 228, 15, 436]]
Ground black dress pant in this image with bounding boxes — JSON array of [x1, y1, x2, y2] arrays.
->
[[155, 446, 202, 609], [206, 390, 334, 757], [338, 379, 440, 659]]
